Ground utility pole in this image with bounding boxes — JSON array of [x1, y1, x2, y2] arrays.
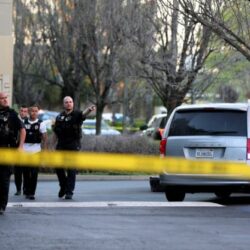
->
[[0, 0, 13, 105]]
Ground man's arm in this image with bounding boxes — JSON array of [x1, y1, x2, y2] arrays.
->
[[39, 121, 48, 150], [51, 132, 58, 150], [41, 132, 48, 150], [82, 105, 96, 116], [18, 128, 26, 150]]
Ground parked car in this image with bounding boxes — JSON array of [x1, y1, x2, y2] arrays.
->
[[141, 113, 167, 140], [82, 119, 121, 135], [102, 112, 130, 124], [38, 110, 59, 130], [159, 103, 250, 201]]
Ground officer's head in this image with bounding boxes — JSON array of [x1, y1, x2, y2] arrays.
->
[[63, 96, 74, 111], [0, 92, 9, 108]]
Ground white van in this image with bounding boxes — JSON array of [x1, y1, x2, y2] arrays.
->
[[159, 103, 250, 201]]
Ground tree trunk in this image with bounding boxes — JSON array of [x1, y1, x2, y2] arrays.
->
[[95, 102, 105, 135]]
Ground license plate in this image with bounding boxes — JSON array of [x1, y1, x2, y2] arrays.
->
[[195, 149, 214, 158]]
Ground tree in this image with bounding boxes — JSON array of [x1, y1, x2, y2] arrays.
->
[[126, 0, 215, 114], [35, 0, 89, 107], [218, 85, 239, 103], [202, 49, 250, 102], [32, 0, 138, 134], [13, 0, 47, 105], [74, 0, 131, 134], [13, 0, 150, 133], [179, 0, 250, 61]]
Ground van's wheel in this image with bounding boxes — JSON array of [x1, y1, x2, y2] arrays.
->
[[214, 191, 231, 199], [149, 177, 164, 192], [165, 190, 185, 202]]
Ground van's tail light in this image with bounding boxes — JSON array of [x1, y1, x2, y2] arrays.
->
[[160, 138, 167, 157], [247, 138, 250, 160]]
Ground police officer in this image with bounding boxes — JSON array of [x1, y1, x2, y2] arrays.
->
[[14, 105, 28, 196], [0, 92, 26, 215], [23, 104, 48, 200], [53, 96, 95, 199]]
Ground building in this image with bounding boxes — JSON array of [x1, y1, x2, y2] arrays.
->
[[0, 0, 13, 105]]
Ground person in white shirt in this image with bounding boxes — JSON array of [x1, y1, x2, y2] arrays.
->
[[23, 104, 48, 200]]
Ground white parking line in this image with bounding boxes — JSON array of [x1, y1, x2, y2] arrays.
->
[[7, 201, 223, 208]]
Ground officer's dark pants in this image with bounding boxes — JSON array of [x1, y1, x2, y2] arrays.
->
[[14, 166, 26, 193], [23, 167, 38, 196], [56, 168, 76, 195], [0, 165, 11, 210], [56, 143, 79, 196]]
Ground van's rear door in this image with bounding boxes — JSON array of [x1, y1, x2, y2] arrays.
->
[[166, 109, 247, 162]]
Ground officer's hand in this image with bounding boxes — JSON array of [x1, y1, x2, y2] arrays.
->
[[17, 146, 24, 151], [88, 105, 96, 112]]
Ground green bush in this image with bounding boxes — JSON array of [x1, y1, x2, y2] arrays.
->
[[47, 134, 159, 155], [80, 135, 159, 155], [45, 134, 159, 174]]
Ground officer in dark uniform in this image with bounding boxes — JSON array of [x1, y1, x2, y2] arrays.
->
[[53, 96, 95, 199], [0, 92, 26, 215], [14, 104, 28, 196]]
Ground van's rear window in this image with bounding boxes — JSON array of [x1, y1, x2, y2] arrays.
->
[[169, 109, 247, 136]]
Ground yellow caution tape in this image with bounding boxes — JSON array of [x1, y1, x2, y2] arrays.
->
[[0, 148, 250, 179]]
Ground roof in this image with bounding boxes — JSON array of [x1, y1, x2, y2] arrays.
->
[[175, 103, 249, 112]]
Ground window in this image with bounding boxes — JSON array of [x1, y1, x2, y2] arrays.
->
[[169, 109, 247, 136]]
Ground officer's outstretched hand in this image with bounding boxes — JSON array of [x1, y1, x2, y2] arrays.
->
[[88, 105, 96, 112], [83, 105, 96, 116]]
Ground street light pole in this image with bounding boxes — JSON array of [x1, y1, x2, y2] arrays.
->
[[0, 0, 13, 105]]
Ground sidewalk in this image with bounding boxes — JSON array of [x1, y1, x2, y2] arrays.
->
[[10, 174, 151, 181]]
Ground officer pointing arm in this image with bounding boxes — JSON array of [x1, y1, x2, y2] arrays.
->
[[53, 96, 95, 200], [82, 105, 96, 116]]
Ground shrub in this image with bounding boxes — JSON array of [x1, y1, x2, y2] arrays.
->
[[81, 135, 159, 155], [45, 134, 159, 174]]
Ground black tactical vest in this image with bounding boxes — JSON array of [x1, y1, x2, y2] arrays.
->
[[54, 111, 82, 142], [0, 107, 17, 147], [24, 119, 42, 143]]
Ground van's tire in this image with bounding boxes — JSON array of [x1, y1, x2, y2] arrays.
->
[[165, 190, 185, 202], [214, 191, 231, 199], [149, 177, 164, 192]]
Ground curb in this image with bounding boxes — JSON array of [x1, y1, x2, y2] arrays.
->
[[10, 174, 152, 182]]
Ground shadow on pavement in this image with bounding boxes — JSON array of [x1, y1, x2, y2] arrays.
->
[[209, 195, 250, 206]]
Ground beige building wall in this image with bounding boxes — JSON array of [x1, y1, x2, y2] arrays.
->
[[0, 0, 13, 105]]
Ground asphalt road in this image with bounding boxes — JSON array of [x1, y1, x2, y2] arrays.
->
[[1, 178, 250, 250]]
